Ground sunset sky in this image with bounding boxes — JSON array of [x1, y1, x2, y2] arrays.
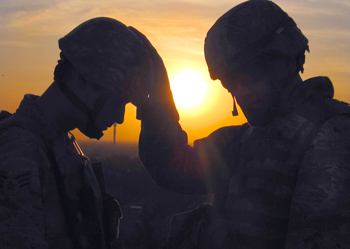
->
[[0, 0, 349, 144]]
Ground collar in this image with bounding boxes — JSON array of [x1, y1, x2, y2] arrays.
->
[[14, 94, 60, 144], [278, 76, 334, 117]]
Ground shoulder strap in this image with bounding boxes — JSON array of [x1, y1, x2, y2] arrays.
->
[[0, 111, 13, 135], [0, 110, 12, 122], [45, 143, 83, 249], [286, 95, 350, 170]]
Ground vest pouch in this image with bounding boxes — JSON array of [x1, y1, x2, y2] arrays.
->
[[166, 203, 211, 249], [91, 162, 122, 248], [102, 192, 123, 248]]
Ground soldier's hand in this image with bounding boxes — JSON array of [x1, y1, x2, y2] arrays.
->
[[128, 26, 175, 105]]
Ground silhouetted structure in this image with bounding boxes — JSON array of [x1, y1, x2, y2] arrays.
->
[[113, 123, 117, 145]]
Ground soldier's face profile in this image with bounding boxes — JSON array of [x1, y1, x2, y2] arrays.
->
[[221, 64, 274, 126], [94, 89, 127, 131]]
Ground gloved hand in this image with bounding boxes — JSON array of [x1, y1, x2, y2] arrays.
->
[[128, 26, 179, 121]]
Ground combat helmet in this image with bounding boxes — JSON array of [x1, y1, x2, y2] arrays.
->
[[204, 0, 309, 81], [56, 17, 154, 139], [58, 17, 153, 103]]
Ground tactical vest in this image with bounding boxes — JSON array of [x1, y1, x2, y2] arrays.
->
[[218, 97, 350, 248], [0, 110, 122, 249]]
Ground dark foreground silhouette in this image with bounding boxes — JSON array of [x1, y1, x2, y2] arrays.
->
[[79, 140, 209, 248]]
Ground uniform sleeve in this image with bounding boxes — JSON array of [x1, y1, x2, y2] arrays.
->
[[286, 115, 350, 248], [139, 103, 240, 195], [0, 128, 48, 249]]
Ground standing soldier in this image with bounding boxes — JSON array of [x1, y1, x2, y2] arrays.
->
[[137, 0, 350, 248], [0, 17, 155, 249]]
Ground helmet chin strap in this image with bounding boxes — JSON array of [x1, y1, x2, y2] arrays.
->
[[57, 80, 108, 140], [262, 61, 299, 124]]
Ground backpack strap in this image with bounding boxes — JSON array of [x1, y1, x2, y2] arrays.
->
[[45, 142, 83, 249], [286, 95, 350, 171]]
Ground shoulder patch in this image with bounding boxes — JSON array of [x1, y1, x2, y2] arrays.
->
[[0, 171, 31, 196], [0, 232, 25, 249]]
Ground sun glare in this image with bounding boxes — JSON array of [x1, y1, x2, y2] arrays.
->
[[169, 69, 208, 110]]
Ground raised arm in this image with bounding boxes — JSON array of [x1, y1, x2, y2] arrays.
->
[[139, 107, 241, 196], [129, 27, 240, 195]]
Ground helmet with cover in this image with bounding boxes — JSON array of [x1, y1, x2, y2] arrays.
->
[[55, 17, 153, 139], [58, 17, 153, 105], [204, 0, 309, 82]]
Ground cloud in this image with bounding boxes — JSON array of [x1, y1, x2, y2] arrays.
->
[[2, 0, 349, 35], [3, 0, 94, 36], [0, 40, 39, 47], [1, 0, 349, 68], [0, 0, 59, 13], [0, 0, 237, 36], [276, 0, 350, 28]]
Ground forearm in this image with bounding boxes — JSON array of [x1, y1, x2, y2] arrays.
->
[[139, 102, 208, 195]]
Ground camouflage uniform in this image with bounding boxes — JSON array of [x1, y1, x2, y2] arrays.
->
[[139, 76, 350, 248], [0, 94, 121, 249]]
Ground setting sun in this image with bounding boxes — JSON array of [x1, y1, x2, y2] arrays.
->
[[169, 69, 208, 110]]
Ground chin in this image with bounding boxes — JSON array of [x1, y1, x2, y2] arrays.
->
[[244, 100, 278, 127], [78, 126, 104, 140]]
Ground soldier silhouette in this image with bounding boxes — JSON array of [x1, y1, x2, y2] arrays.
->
[[0, 17, 156, 249], [136, 0, 350, 248]]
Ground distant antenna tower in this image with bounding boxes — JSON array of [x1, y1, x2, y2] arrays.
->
[[113, 123, 117, 145]]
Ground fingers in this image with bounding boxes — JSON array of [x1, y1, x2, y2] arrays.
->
[[128, 26, 174, 106], [128, 26, 165, 69], [128, 26, 157, 57], [128, 26, 152, 48]]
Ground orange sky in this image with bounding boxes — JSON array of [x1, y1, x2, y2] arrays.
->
[[0, 0, 349, 144]]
